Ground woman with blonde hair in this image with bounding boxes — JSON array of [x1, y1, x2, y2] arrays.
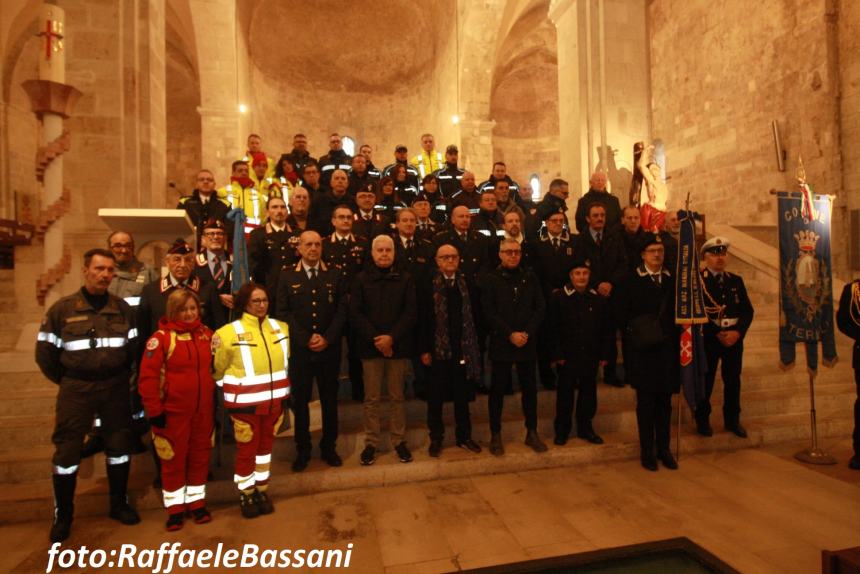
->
[[213, 283, 290, 519], [139, 289, 215, 531]]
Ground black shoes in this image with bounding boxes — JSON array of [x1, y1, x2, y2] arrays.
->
[[657, 450, 679, 470], [253, 490, 274, 515], [726, 423, 748, 438], [457, 439, 482, 454], [321, 450, 343, 467], [395, 442, 413, 463], [191, 507, 212, 524], [429, 440, 443, 458], [578, 431, 604, 445], [554, 435, 568, 446], [360, 445, 376, 466], [525, 430, 548, 453], [849, 456, 860, 470], [490, 433, 504, 456], [696, 419, 714, 437], [239, 492, 259, 519], [641, 457, 658, 471], [50, 473, 76, 542], [165, 512, 184, 532], [292, 451, 310, 473], [109, 495, 141, 525]]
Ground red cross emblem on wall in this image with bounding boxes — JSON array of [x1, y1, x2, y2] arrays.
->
[[37, 16, 64, 60]]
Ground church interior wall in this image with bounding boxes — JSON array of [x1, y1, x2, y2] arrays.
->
[[838, 0, 860, 273], [165, 27, 201, 203]]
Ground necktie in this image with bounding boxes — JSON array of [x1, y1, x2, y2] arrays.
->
[[310, 267, 318, 280], [596, 232, 602, 247], [552, 238, 559, 250], [447, 277, 455, 288], [406, 239, 414, 250], [364, 214, 372, 221], [212, 255, 225, 290], [340, 238, 347, 246], [652, 273, 661, 285], [460, 233, 467, 243], [717, 273, 725, 287]]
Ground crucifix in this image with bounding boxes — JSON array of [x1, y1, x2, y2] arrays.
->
[[37, 13, 64, 60]]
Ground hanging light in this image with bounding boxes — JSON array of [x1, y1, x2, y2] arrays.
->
[[451, 114, 460, 125], [238, 103, 248, 114]]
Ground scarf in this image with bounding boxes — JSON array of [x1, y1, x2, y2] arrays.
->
[[432, 273, 481, 380]]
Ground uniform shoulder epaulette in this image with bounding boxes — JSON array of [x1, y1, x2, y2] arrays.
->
[[589, 288, 599, 295], [196, 252, 207, 266]]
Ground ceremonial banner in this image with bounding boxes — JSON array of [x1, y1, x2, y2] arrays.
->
[[227, 208, 250, 293], [675, 210, 707, 410], [777, 193, 837, 372]]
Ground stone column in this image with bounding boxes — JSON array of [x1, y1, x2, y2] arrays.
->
[[550, 0, 650, 204], [21, 4, 81, 306]]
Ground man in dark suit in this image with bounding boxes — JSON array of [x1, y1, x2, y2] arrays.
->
[[432, 205, 489, 290], [836, 277, 860, 470], [276, 231, 347, 471], [614, 233, 679, 471], [247, 197, 300, 312], [193, 218, 234, 321]]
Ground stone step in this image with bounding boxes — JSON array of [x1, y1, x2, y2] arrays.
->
[[0, 406, 851, 525]]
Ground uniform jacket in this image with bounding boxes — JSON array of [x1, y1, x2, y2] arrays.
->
[[309, 190, 356, 236], [614, 265, 679, 393], [574, 228, 628, 289], [347, 170, 379, 196], [622, 229, 645, 273], [411, 150, 444, 178], [348, 265, 417, 359], [286, 149, 316, 175], [534, 193, 570, 232], [178, 190, 232, 242], [248, 222, 299, 289], [432, 228, 489, 288], [108, 260, 160, 308], [480, 266, 545, 362], [470, 209, 504, 237], [477, 175, 521, 197], [353, 211, 390, 247], [213, 313, 290, 413], [318, 149, 352, 187], [449, 188, 481, 212], [574, 189, 622, 234], [137, 276, 224, 343], [194, 248, 233, 296], [217, 183, 266, 230], [702, 268, 754, 339], [138, 317, 215, 417], [36, 289, 138, 384], [836, 280, 860, 368], [322, 233, 367, 289], [549, 286, 612, 372], [275, 261, 346, 363], [393, 235, 435, 287], [533, 230, 576, 298]]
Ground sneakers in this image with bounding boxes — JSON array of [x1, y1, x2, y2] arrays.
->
[[489, 433, 504, 456], [524, 430, 548, 453], [239, 492, 259, 519], [165, 512, 184, 531], [360, 445, 376, 466], [191, 507, 212, 524], [395, 442, 413, 463], [253, 490, 274, 515], [456, 439, 482, 454], [428, 440, 443, 458]]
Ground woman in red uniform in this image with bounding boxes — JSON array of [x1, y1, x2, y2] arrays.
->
[[139, 289, 215, 531]]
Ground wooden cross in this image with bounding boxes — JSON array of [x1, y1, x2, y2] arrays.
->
[[37, 15, 64, 60]]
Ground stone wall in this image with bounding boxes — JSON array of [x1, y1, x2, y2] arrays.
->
[[648, 0, 852, 272], [839, 0, 860, 273], [165, 38, 201, 202]]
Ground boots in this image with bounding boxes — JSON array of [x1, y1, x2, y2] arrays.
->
[[524, 429, 548, 453], [106, 461, 141, 525], [50, 473, 77, 543]]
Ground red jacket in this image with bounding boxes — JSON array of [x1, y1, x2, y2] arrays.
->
[[139, 317, 215, 418]]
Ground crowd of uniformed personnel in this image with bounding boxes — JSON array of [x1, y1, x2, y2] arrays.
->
[[37, 131, 776, 543]]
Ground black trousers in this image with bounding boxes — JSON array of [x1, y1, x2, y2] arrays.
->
[[489, 360, 537, 433], [427, 360, 472, 442], [554, 362, 598, 438], [290, 357, 340, 454], [346, 330, 364, 400], [635, 388, 672, 459], [604, 316, 619, 378], [537, 322, 557, 385], [697, 335, 743, 426], [854, 369, 860, 457], [53, 379, 132, 469]]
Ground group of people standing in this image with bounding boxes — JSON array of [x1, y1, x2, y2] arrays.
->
[[36, 131, 775, 544]]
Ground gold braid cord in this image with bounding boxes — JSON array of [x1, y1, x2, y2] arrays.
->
[[35, 130, 71, 183], [36, 245, 71, 305]]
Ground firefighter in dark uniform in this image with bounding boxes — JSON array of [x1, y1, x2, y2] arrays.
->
[[533, 210, 576, 389], [276, 231, 347, 472], [248, 197, 300, 310], [322, 205, 368, 400], [696, 237, 754, 438], [549, 257, 613, 445], [431, 144, 465, 200], [36, 248, 141, 543], [836, 277, 860, 470], [614, 233, 679, 471]]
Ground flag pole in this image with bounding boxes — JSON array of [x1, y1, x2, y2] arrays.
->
[[675, 192, 693, 462], [794, 370, 836, 464]]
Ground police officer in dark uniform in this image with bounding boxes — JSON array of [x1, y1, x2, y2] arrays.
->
[[614, 233, 679, 471], [318, 132, 353, 188], [549, 257, 612, 445], [696, 237, 754, 438], [836, 277, 860, 470], [533, 210, 576, 389], [177, 169, 232, 247], [353, 186, 390, 247], [322, 205, 368, 400], [433, 205, 489, 289], [36, 248, 141, 542], [621, 206, 645, 273], [276, 231, 347, 472], [248, 197, 300, 308], [413, 191, 440, 241], [432, 144, 465, 200]]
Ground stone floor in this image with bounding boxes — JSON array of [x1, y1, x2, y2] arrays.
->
[[2, 439, 857, 574]]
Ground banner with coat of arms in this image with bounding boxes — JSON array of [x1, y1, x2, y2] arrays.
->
[[777, 192, 837, 373], [675, 210, 707, 411]]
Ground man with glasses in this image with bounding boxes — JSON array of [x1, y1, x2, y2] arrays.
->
[[318, 132, 352, 188], [178, 169, 231, 246], [194, 219, 235, 319], [299, 161, 328, 199], [481, 238, 547, 456]]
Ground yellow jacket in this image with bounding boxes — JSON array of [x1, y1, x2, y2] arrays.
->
[[217, 183, 268, 232], [239, 154, 276, 186], [213, 312, 290, 411], [411, 150, 444, 178]]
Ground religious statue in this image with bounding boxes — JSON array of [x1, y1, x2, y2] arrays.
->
[[628, 141, 644, 207], [637, 144, 669, 232]]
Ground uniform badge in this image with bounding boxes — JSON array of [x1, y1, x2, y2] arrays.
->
[[238, 333, 253, 342], [136, 274, 146, 283], [211, 334, 221, 352], [566, 247, 572, 255], [146, 338, 159, 351]]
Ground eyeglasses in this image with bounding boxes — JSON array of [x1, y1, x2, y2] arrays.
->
[[203, 231, 225, 238], [249, 298, 269, 305], [197, 177, 215, 182], [644, 247, 665, 254], [500, 250, 522, 256], [333, 214, 352, 220]]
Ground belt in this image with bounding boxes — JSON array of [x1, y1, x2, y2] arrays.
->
[[711, 318, 739, 328], [64, 367, 128, 381]]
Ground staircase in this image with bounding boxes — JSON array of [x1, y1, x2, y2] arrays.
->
[[0, 230, 855, 525]]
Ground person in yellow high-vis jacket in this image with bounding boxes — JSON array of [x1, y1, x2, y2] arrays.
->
[[239, 133, 275, 186], [411, 133, 444, 179], [213, 282, 289, 519], [217, 160, 268, 237]]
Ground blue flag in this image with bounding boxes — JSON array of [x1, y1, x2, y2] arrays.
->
[[675, 210, 707, 411], [226, 208, 250, 294], [777, 192, 837, 372]]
